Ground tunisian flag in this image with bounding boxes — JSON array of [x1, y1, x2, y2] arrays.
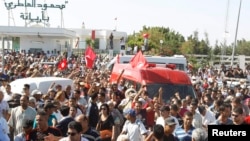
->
[[130, 50, 148, 68], [58, 58, 67, 70], [85, 46, 96, 69]]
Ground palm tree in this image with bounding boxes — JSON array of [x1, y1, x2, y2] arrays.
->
[[86, 38, 94, 47]]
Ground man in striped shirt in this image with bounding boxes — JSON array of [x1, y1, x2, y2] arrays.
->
[[75, 114, 101, 141], [174, 111, 195, 141]]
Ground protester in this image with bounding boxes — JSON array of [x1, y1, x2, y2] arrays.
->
[[3, 49, 250, 141], [59, 121, 88, 141]]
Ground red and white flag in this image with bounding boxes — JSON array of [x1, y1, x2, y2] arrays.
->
[[85, 46, 96, 69], [130, 50, 148, 68], [58, 58, 68, 70]]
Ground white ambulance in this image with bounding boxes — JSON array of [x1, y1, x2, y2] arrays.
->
[[106, 55, 187, 72]]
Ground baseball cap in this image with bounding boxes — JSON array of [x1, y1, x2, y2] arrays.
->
[[165, 117, 176, 126], [31, 89, 42, 96], [160, 105, 170, 111], [124, 108, 136, 117], [22, 120, 34, 128]]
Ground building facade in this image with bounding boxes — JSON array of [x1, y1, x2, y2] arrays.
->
[[0, 25, 127, 57]]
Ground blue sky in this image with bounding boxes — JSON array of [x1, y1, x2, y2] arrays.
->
[[1, 0, 249, 46]]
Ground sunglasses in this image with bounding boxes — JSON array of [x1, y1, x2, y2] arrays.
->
[[101, 108, 107, 110], [67, 132, 77, 136]]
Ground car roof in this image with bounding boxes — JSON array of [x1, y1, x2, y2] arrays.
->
[[10, 77, 73, 94]]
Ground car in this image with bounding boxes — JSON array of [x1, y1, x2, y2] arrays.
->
[[106, 55, 188, 72], [10, 77, 74, 94], [110, 63, 196, 103]]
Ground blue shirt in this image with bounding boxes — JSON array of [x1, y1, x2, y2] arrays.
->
[[174, 126, 195, 141], [33, 114, 57, 128]]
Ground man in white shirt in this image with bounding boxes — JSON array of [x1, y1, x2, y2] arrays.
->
[[3, 84, 13, 101], [8, 95, 37, 137], [198, 105, 216, 128], [121, 108, 148, 141], [189, 100, 203, 128], [0, 91, 9, 119], [156, 105, 180, 131]]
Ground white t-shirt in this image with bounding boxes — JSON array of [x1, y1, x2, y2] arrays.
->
[[122, 120, 148, 141], [202, 110, 216, 126]]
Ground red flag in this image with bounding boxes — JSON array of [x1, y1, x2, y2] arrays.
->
[[58, 59, 67, 70], [85, 46, 96, 69], [130, 51, 148, 68]]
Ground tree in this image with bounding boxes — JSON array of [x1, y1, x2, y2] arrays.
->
[[127, 26, 185, 55], [236, 39, 250, 56], [213, 40, 221, 55]]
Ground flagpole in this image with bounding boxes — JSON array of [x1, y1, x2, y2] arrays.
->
[[231, 0, 242, 66], [114, 17, 117, 31]]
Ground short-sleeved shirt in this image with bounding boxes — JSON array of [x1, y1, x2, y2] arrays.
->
[[174, 126, 195, 141], [99, 115, 114, 130], [27, 127, 62, 141], [8, 106, 37, 136], [122, 120, 148, 141]]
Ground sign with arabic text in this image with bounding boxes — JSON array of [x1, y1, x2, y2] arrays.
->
[[4, 0, 68, 24]]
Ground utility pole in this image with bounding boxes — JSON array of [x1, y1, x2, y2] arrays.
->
[[231, 0, 242, 66], [221, 0, 230, 64], [1, 35, 5, 69]]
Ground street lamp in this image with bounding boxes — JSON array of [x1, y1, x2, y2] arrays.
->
[[160, 40, 163, 53]]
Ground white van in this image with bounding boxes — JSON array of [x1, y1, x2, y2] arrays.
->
[[10, 77, 74, 94], [106, 55, 187, 71]]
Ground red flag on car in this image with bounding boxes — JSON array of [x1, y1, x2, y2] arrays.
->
[[58, 58, 67, 70], [85, 46, 96, 69], [130, 50, 148, 68]]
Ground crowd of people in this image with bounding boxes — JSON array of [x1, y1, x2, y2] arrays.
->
[[0, 51, 250, 141]]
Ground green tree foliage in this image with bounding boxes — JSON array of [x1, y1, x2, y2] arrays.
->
[[213, 40, 221, 55], [126, 26, 250, 70], [183, 31, 211, 55], [127, 26, 185, 55], [235, 39, 250, 56]]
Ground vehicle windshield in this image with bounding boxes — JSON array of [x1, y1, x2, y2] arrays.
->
[[144, 83, 196, 104]]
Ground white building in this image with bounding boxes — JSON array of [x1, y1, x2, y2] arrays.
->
[[0, 25, 127, 56]]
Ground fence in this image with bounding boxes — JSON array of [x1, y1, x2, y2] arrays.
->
[[187, 54, 249, 70]]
